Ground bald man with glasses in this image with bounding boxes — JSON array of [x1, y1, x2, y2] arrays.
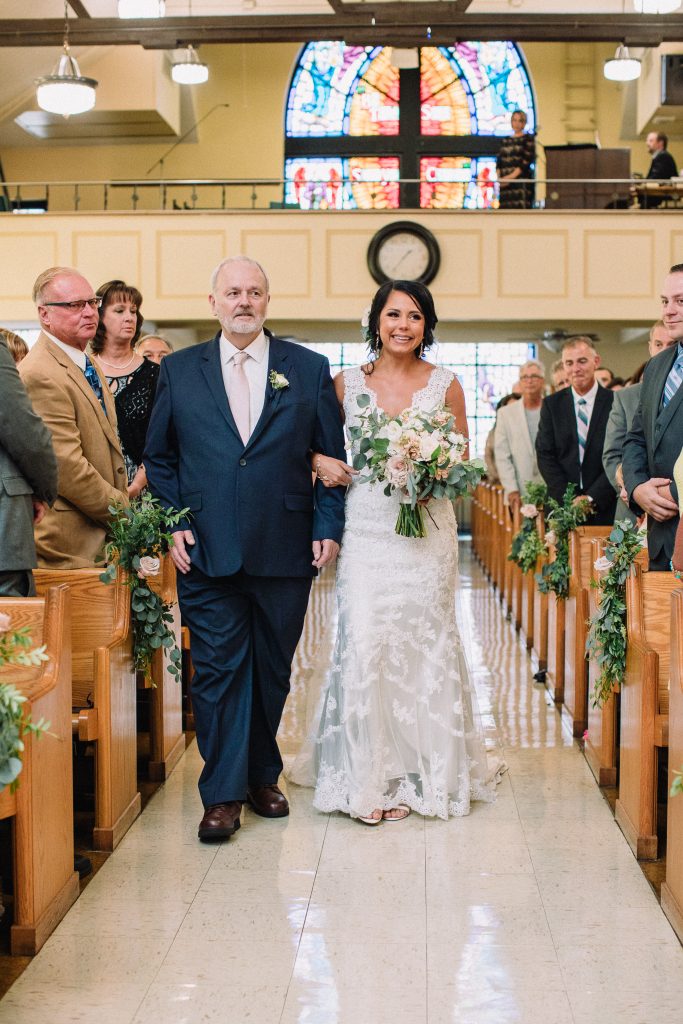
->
[[19, 267, 128, 568]]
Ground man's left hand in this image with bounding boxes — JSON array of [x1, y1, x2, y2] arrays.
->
[[312, 539, 340, 568], [32, 499, 48, 525]]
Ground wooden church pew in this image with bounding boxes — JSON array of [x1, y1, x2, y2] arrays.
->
[[531, 512, 548, 673], [662, 588, 683, 944], [34, 569, 140, 852], [563, 525, 611, 737], [615, 562, 679, 860], [142, 556, 184, 781], [543, 536, 565, 703], [0, 586, 79, 955]]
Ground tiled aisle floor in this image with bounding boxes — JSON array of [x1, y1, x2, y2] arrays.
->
[[2, 543, 683, 1024]]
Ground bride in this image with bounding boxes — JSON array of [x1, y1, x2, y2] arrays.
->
[[289, 280, 497, 824]]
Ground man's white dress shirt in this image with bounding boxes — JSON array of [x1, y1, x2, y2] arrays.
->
[[220, 330, 269, 440]]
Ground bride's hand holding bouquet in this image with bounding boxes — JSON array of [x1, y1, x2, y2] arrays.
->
[[349, 396, 485, 538]]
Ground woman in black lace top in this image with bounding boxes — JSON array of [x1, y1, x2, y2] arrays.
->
[[496, 110, 536, 210], [90, 280, 159, 498]]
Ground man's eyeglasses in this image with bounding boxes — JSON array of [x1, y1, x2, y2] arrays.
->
[[519, 373, 544, 381], [41, 297, 102, 312]]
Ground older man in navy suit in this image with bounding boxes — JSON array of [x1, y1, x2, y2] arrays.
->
[[145, 257, 346, 841]]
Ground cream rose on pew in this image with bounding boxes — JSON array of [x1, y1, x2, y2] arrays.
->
[[137, 556, 161, 580], [544, 529, 556, 545], [0, 612, 11, 634], [520, 503, 539, 519], [593, 555, 612, 572]]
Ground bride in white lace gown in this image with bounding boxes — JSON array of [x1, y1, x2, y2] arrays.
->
[[289, 281, 497, 822]]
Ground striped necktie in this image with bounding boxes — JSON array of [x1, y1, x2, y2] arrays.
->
[[577, 397, 589, 463], [83, 355, 107, 416], [662, 349, 683, 407]]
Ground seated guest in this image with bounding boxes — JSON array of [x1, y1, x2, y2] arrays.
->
[[0, 333, 58, 596], [640, 131, 679, 209], [596, 367, 614, 388], [484, 393, 518, 484], [494, 359, 546, 513], [536, 336, 616, 525], [623, 265, 683, 569], [136, 333, 173, 364], [0, 328, 28, 365], [550, 359, 568, 392], [91, 280, 159, 500], [603, 321, 676, 524], [19, 267, 128, 569]]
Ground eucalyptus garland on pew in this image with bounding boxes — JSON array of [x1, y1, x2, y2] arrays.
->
[[508, 482, 548, 574], [0, 614, 49, 793], [100, 495, 189, 685], [584, 520, 645, 709], [535, 483, 591, 600]]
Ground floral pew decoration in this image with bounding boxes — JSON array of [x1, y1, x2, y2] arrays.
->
[[585, 520, 646, 710], [508, 482, 548, 574], [0, 613, 48, 793], [536, 483, 592, 600], [100, 495, 189, 686]]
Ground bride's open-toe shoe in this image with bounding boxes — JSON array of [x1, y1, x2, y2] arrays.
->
[[382, 804, 411, 822], [357, 809, 383, 826]]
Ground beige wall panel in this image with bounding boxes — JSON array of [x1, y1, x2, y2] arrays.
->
[[1, 232, 58, 301], [437, 231, 483, 298], [671, 233, 683, 268], [584, 231, 654, 298], [498, 231, 568, 298], [240, 229, 311, 298], [156, 230, 227, 300], [72, 232, 142, 291], [325, 231, 375, 299]]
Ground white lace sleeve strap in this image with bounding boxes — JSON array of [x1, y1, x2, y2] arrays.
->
[[342, 366, 367, 422]]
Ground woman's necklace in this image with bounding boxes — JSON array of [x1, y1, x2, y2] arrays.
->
[[96, 351, 138, 373]]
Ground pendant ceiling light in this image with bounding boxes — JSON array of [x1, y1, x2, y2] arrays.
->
[[633, 1, 681, 13], [171, 2, 208, 84], [604, 45, 642, 82], [35, 2, 97, 117], [118, 0, 165, 16]]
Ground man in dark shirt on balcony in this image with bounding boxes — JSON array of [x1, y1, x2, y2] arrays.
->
[[641, 131, 679, 208]]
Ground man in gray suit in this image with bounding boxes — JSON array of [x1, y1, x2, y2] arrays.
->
[[623, 265, 683, 569], [494, 358, 546, 512], [603, 321, 675, 524], [0, 335, 58, 596]]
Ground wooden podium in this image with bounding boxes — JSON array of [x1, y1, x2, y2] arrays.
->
[[545, 145, 631, 208]]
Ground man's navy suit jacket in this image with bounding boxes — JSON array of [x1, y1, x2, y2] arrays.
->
[[144, 330, 346, 579], [535, 384, 616, 525]]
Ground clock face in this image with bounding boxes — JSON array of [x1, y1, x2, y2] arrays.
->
[[377, 231, 432, 280], [367, 222, 440, 285]]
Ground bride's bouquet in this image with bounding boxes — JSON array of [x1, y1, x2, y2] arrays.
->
[[348, 395, 485, 538]]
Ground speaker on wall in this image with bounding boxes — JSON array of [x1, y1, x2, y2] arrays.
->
[[661, 55, 683, 105]]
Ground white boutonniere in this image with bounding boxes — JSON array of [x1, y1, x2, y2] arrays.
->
[[269, 370, 289, 391]]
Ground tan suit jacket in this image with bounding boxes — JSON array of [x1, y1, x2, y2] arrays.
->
[[19, 333, 128, 568], [494, 397, 543, 504]]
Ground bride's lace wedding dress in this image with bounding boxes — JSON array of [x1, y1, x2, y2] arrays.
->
[[289, 365, 497, 819]]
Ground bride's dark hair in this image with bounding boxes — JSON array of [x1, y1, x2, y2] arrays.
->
[[363, 280, 438, 372]]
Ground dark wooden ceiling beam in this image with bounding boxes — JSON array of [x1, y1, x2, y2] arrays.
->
[[68, 1, 92, 17], [2, 14, 683, 48]]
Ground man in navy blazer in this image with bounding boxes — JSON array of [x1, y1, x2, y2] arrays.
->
[[536, 336, 616, 525], [145, 257, 346, 841], [623, 265, 683, 569]]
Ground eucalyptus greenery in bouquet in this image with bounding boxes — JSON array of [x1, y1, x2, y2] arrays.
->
[[349, 396, 485, 538], [0, 613, 49, 793], [508, 482, 548, 574], [672, 769, 683, 798], [585, 520, 645, 709], [535, 483, 591, 600], [100, 495, 189, 684]]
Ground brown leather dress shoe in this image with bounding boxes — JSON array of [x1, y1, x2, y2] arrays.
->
[[246, 783, 289, 818], [197, 801, 242, 841]]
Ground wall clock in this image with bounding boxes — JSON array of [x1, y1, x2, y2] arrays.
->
[[367, 221, 440, 286]]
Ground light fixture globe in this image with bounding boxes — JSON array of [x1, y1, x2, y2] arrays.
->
[[171, 45, 209, 85], [633, 1, 681, 13], [118, 0, 166, 17], [604, 46, 642, 82], [36, 47, 97, 116]]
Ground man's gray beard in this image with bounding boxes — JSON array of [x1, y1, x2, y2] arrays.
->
[[228, 314, 265, 335]]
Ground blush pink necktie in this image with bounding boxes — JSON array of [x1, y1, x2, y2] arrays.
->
[[228, 351, 251, 444]]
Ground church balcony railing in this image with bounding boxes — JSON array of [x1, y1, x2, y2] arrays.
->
[[0, 177, 681, 214]]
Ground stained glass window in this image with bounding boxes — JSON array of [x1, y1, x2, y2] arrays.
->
[[284, 41, 535, 210]]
